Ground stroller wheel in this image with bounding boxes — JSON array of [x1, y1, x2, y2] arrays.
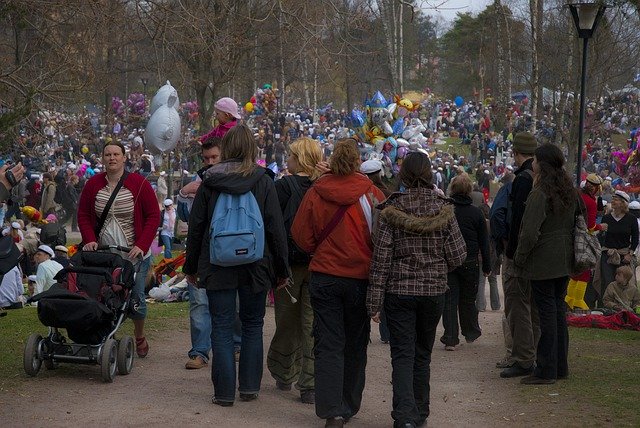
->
[[23, 334, 43, 376], [117, 336, 134, 375], [100, 339, 118, 383]]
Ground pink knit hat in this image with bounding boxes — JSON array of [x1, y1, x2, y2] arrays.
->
[[45, 214, 57, 223], [214, 97, 241, 120]]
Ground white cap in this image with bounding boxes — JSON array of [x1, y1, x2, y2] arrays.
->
[[11, 221, 20, 229], [28, 275, 37, 282], [36, 244, 54, 258], [484, 169, 490, 174], [506, 165, 514, 171], [629, 201, 640, 210], [614, 190, 630, 203], [183, 170, 190, 175], [360, 159, 382, 175], [163, 198, 174, 207], [54, 245, 68, 253], [159, 171, 166, 176]]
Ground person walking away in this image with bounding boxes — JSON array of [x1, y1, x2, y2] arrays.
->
[[368, 152, 467, 428], [268, 137, 323, 404], [568, 174, 607, 310], [292, 138, 385, 427], [158, 199, 176, 259], [40, 173, 58, 216], [514, 143, 576, 384], [441, 173, 490, 351], [499, 132, 540, 377], [183, 124, 289, 406], [78, 142, 160, 358]]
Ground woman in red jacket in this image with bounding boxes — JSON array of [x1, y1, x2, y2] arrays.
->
[[77, 142, 160, 357], [291, 138, 385, 428]]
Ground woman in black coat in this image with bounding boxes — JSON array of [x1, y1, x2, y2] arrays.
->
[[441, 173, 491, 350]]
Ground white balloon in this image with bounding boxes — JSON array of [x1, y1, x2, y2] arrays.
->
[[150, 81, 180, 115], [146, 104, 181, 152]]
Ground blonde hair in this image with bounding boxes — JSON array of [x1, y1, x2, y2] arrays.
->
[[449, 173, 473, 196], [290, 137, 323, 181], [330, 138, 360, 176], [220, 124, 257, 176], [616, 265, 633, 283]]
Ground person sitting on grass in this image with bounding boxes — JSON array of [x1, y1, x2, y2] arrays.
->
[[603, 265, 640, 314]]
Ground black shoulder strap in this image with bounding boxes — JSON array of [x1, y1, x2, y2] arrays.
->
[[95, 172, 128, 238]]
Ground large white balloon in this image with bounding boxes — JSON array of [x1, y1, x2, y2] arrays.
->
[[149, 81, 180, 116], [146, 94, 181, 152]]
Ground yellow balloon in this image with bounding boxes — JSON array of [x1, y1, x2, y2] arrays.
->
[[81, 145, 89, 154], [245, 102, 254, 112]]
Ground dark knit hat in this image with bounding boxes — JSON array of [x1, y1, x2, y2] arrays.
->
[[512, 132, 537, 154]]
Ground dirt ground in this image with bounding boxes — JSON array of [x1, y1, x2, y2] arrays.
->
[[0, 285, 574, 427]]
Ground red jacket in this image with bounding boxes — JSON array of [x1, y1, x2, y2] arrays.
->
[[77, 172, 160, 253], [291, 173, 385, 280]]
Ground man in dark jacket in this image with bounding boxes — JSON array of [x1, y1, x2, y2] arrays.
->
[[499, 132, 540, 378]]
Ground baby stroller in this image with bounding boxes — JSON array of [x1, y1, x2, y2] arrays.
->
[[24, 245, 137, 383]]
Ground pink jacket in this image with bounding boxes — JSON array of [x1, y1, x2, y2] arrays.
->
[[198, 120, 237, 143]]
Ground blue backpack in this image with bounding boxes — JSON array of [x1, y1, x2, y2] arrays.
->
[[489, 181, 512, 243], [209, 191, 265, 267]]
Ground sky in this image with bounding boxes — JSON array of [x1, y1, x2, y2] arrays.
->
[[420, 0, 493, 22]]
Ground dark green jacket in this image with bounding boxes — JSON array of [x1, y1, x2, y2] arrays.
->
[[514, 188, 576, 280]]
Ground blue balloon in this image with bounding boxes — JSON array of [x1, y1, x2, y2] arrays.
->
[[350, 109, 365, 128], [392, 118, 405, 136], [455, 96, 464, 107]]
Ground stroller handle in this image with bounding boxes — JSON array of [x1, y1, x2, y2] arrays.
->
[[96, 245, 133, 253]]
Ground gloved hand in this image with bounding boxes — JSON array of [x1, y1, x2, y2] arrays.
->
[[634, 306, 640, 315]]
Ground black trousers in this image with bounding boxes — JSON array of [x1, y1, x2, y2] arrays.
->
[[385, 293, 444, 428], [531, 277, 569, 380], [309, 273, 369, 420], [441, 259, 482, 346]]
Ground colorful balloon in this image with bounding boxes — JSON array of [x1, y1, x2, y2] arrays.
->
[[147, 92, 181, 152], [150, 81, 180, 116], [245, 102, 254, 112], [454, 96, 464, 107]]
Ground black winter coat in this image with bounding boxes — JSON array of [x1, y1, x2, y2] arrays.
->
[[183, 160, 289, 292], [450, 194, 491, 274]]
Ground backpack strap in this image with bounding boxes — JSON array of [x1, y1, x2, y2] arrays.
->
[[95, 172, 128, 238], [316, 205, 350, 248]]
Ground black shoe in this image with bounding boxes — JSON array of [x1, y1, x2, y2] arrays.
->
[[212, 398, 233, 407], [325, 417, 344, 427], [495, 358, 514, 369], [239, 393, 258, 401], [300, 389, 315, 404], [276, 381, 291, 391], [520, 375, 556, 385], [500, 365, 533, 378]]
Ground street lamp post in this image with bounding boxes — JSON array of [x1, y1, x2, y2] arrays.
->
[[140, 77, 149, 99], [568, 1, 606, 187]]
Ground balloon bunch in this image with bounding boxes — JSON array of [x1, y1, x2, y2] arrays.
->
[[245, 84, 277, 116], [111, 97, 125, 118], [180, 100, 199, 123], [349, 91, 427, 178], [146, 81, 182, 152], [127, 93, 146, 116]]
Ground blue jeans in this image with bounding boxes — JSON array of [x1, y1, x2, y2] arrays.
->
[[207, 285, 266, 403], [130, 256, 150, 320], [160, 234, 172, 259], [188, 283, 211, 362]]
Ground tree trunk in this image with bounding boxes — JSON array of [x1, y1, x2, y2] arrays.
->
[[378, 0, 398, 92], [529, 0, 543, 133], [278, 4, 286, 109], [398, 2, 404, 94], [313, 51, 319, 123], [303, 56, 311, 108]]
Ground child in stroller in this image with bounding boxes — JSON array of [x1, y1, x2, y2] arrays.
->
[[24, 245, 139, 383]]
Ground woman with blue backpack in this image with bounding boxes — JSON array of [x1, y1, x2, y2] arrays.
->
[[183, 124, 290, 407], [267, 137, 323, 405]]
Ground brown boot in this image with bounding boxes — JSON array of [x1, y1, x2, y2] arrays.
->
[[185, 355, 207, 369]]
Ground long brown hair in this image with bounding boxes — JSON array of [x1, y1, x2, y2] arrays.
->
[[399, 152, 433, 188], [330, 138, 360, 176], [220, 124, 257, 176]]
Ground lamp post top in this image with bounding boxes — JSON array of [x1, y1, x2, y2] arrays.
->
[[568, 1, 607, 39]]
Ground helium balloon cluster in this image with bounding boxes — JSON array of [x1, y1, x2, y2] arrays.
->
[[349, 91, 427, 178], [180, 100, 199, 123], [146, 81, 182, 152], [244, 84, 277, 116], [127, 93, 146, 116], [111, 97, 125, 118]]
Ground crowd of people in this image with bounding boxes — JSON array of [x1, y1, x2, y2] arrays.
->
[[2, 90, 640, 427]]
